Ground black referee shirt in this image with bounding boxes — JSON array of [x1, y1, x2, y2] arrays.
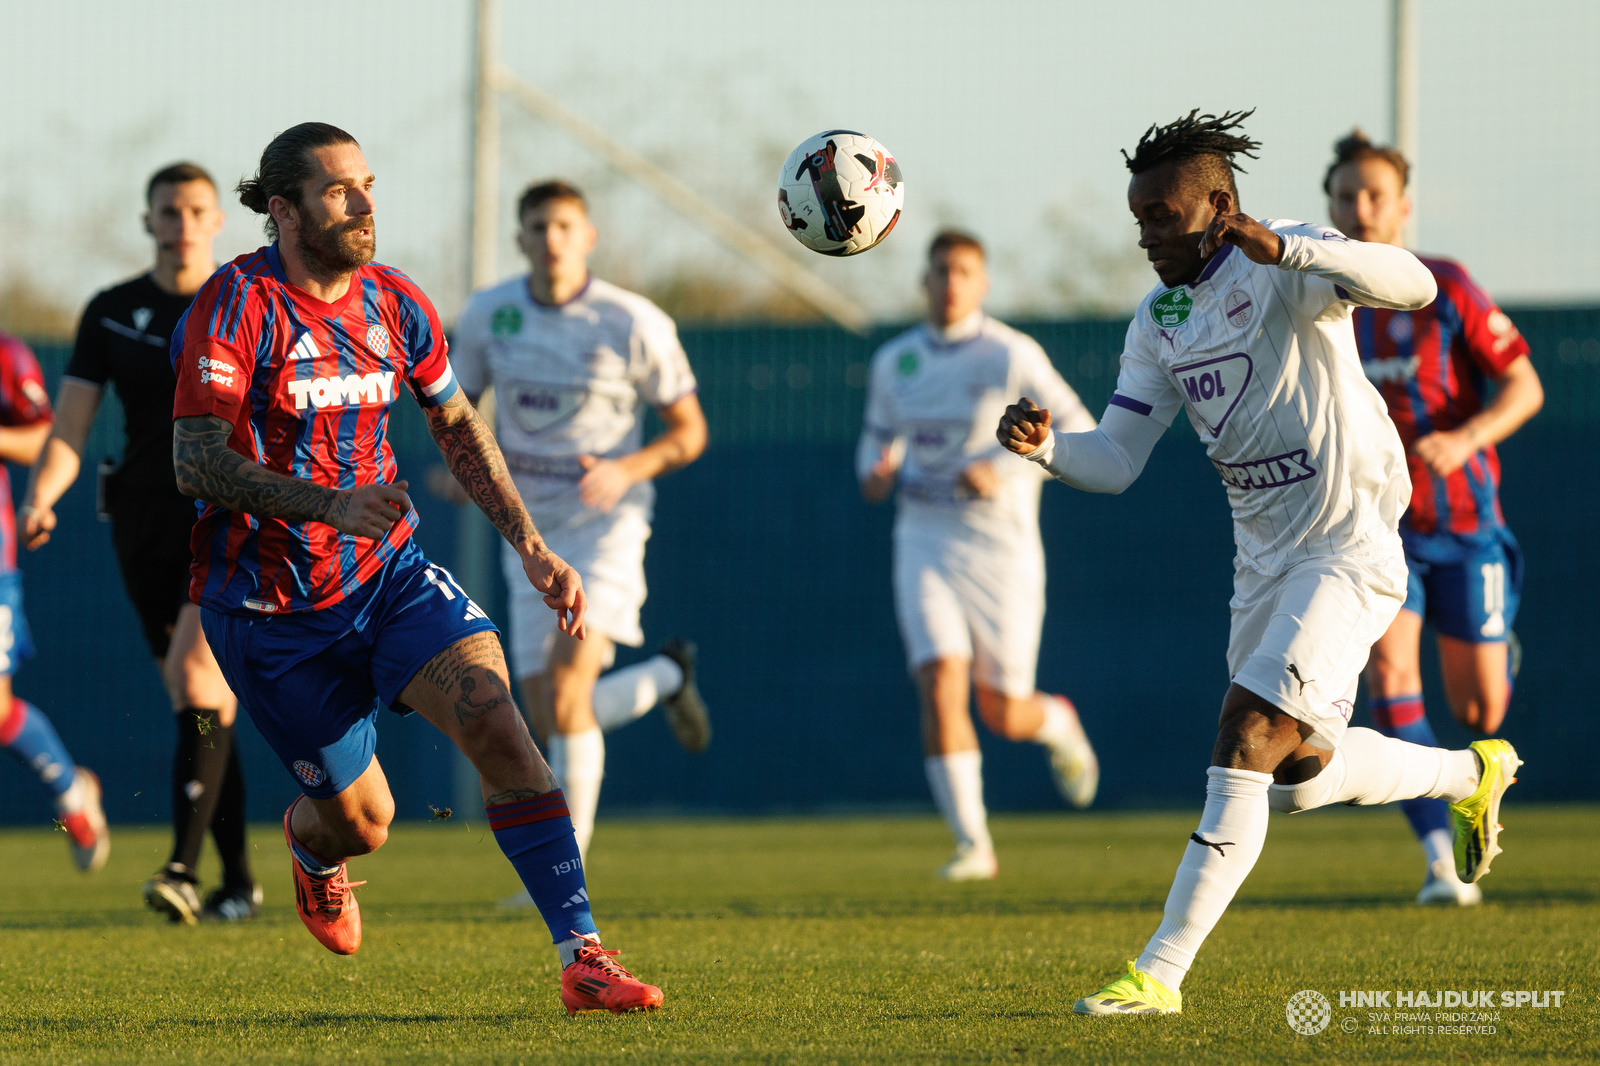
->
[[66, 273, 197, 494]]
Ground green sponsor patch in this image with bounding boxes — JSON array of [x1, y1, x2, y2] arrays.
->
[[491, 305, 524, 337], [896, 350, 919, 377], [1151, 288, 1192, 328]]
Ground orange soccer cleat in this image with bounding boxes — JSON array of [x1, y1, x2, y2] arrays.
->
[[559, 935, 664, 1015], [283, 800, 365, 955]]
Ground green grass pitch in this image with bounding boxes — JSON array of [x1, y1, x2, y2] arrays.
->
[[0, 805, 1594, 1064]]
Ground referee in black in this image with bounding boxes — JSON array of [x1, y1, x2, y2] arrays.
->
[[23, 163, 258, 923]]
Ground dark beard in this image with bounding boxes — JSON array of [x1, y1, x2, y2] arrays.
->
[[296, 214, 375, 278]]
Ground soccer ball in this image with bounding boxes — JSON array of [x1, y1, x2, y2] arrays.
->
[[777, 130, 903, 256]]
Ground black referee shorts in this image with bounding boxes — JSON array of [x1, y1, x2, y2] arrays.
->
[[110, 489, 197, 661]]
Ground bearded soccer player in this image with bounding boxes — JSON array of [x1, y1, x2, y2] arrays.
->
[[24, 163, 260, 923], [1324, 131, 1543, 907], [0, 333, 110, 873], [996, 110, 1521, 1015], [452, 181, 710, 886], [171, 123, 660, 1014], [859, 230, 1099, 881]]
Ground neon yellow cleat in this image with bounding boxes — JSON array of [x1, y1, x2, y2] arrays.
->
[[1452, 738, 1522, 884], [1073, 961, 1182, 1015]]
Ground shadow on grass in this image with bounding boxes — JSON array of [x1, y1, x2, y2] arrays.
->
[[3, 880, 1593, 934]]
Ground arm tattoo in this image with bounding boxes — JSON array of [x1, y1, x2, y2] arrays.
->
[[426, 393, 541, 548], [173, 415, 344, 523]]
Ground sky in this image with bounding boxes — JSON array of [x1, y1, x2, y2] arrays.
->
[[3, 0, 1596, 330]]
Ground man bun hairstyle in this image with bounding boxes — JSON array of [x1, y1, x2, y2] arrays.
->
[[517, 180, 587, 221], [928, 229, 984, 261], [236, 122, 360, 241], [146, 162, 216, 205], [1123, 108, 1262, 200], [1323, 128, 1410, 193]]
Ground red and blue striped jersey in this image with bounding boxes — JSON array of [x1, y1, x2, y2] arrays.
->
[[1353, 256, 1528, 537], [0, 334, 53, 574], [171, 245, 459, 615]]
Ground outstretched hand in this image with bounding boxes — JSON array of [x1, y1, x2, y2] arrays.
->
[[522, 547, 587, 640], [996, 397, 1052, 455], [1200, 211, 1283, 264]]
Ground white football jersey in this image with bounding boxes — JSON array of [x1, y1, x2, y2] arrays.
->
[[860, 312, 1094, 540], [1111, 221, 1434, 575], [453, 275, 697, 511]]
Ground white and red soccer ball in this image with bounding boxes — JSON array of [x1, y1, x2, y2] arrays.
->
[[778, 130, 903, 256]]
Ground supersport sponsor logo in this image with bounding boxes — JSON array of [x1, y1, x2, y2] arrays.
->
[[287, 371, 397, 411], [1212, 449, 1318, 490], [198, 354, 237, 387]]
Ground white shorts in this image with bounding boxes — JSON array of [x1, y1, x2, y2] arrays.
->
[[892, 522, 1043, 697], [1228, 546, 1407, 750], [504, 489, 652, 680]]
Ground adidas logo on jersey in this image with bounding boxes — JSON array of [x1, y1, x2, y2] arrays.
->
[[289, 332, 322, 362], [287, 372, 397, 411], [1212, 449, 1318, 491]]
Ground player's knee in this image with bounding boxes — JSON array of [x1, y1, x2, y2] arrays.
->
[[346, 799, 395, 854]]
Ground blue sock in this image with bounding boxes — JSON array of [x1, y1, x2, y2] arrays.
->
[[487, 790, 598, 957], [1370, 694, 1452, 844], [0, 698, 76, 800]]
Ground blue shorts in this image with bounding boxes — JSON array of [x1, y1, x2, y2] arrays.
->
[[1400, 525, 1523, 644], [0, 570, 35, 678], [202, 539, 497, 799]]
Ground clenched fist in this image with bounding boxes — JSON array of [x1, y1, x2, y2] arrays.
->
[[996, 397, 1052, 456]]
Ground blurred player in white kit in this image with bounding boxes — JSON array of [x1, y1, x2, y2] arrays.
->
[[452, 181, 711, 895], [859, 231, 1100, 882]]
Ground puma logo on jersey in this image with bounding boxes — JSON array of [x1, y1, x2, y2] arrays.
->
[[1287, 664, 1314, 694], [1363, 355, 1421, 384], [1212, 449, 1318, 490], [287, 372, 397, 411]]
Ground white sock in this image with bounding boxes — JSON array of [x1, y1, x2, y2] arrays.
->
[[1267, 727, 1481, 812], [547, 726, 604, 858], [591, 655, 684, 733], [1421, 828, 1454, 871], [1137, 766, 1273, 991], [1029, 694, 1079, 749], [924, 751, 993, 853]]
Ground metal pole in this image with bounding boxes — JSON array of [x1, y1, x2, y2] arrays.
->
[[456, 0, 501, 818], [1393, 0, 1419, 248], [492, 66, 874, 335], [471, 0, 500, 291]]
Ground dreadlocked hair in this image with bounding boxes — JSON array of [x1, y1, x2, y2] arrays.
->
[[1322, 128, 1409, 193], [1122, 108, 1262, 200]]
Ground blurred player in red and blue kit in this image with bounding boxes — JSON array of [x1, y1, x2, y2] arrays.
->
[[171, 122, 661, 1013], [1324, 131, 1544, 906], [0, 333, 110, 873]]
